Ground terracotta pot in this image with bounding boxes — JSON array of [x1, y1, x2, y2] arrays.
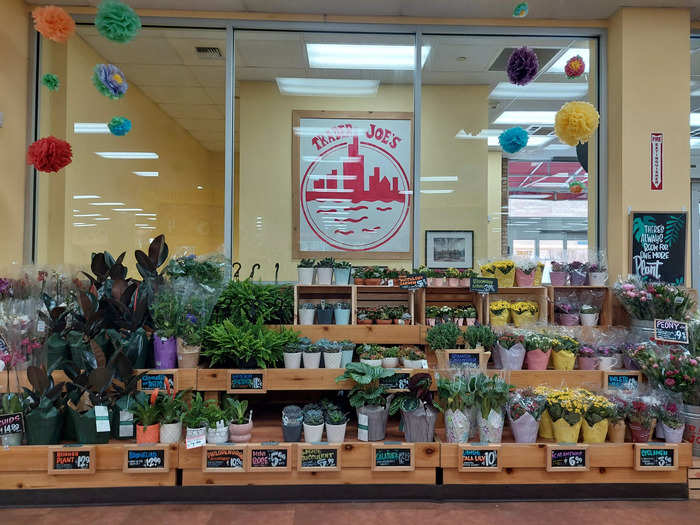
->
[[549, 271, 568, 286], [515, 269, 535, 287], [229, 421, 253, 443], [136, 423, 160, 444], [358, 319, 374, 325], [525, 349, 551, 370], [552, 350, 576, 370], [629, 421, 651, 443], [354, 278, 365, 285], [428, 277, 445, 287], [447, 277, 460, 287], [458, 278, 470, 287], [376, 319, 393, 325], [607, 420, 626, 443], [364, 278, 381, 286]]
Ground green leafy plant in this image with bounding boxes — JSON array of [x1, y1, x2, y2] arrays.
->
[[335, 363, 395, 408], [0, 393, 25, 415], [381, 346, 400, 358], [400, 346, 425, 361], [436, 376, 476, 412], [358, 344, 383, 360], [464, 325, 496, 350], [149, 284, 183, 339], [164, 254, 226, 289], [297, 258, 315, 268], [223, 397, 250, 425], [334, 260, 351, 269], [325, 409, 348, 425], [210, 281, 294, 325], [129, 391, 163, 428], [315, 257, 336, 268], [389, 373, 436, 415], [426, 322, 461, 350], [182, 393, 213, 428], [334, 302, 350, 310], [474, 374, 512, 419], [303, 408, 324, 426]]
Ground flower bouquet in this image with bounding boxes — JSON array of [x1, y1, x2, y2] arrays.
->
[[627, 398, 653, 442], [578, 346, 598, 370], [507, 387, 546, 443], [555, 296, 580, 326], [660, 402, 685, 443], [546, 388, 586, 443], [524, 333, 552, 370], [510, 300, 539, 327], [515, 259, 537, 287], [549, 261, 568, 286], [492, 260, 516, 288], [582, 393, 614, 443], [567, 260, 589, 286], [551, 334, 580, 370], [495, 333, 526, 370], [588, 251, 608, 286], [613, 277, 695, 321], [489, 300, 511, 327]]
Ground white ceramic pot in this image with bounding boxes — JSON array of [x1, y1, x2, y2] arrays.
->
[[299, 309, 315, 325], [284, 352, 302, 369], [303, 422, 325, 443], [303, 352, 322, 369], [297, 267, 315, 285], [580, 313, 600, 326], [326, 422, 347, 443], [323, 352, 342, 369], [360, 358, 382, 367], [382, 357, 400, 368], [588, 272, 608, 286], [598, 355, 620, 370], [206, 425, 229, 444], [402, 358, 424, 369], [316, 267, 333, 285], [159, 421, 182, 444]]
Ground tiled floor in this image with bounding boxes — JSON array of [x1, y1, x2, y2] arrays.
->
[[2, 501, 700, 525]]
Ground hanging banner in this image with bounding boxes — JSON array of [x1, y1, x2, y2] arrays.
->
[[630, 211, 687, 284], [650, 133, 663, 190], [293, 111, 413, 259]]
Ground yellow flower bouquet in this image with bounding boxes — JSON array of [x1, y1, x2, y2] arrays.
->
[[492, 260, 515, 288], [582, 394, 615, 443], [546, 388, 588, 443], [533, 262, 545, 286], [534, 386, 554, 438], [489, 300, 511, 327], [480, 263, 496, 277], [551, 335, 580, 371], [510, 301, 539, 327]]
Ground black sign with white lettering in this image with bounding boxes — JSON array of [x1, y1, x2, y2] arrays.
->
[[126, 449, 165, 470], [379, 373, 410, 390], [0, 412, 24, 436], [140, 373, 174, 391], [470, 277, 498, 294], [550, 449, 586, 469], [639, 447, 675, 468], [654, 319, 689, 344], [631, 212, 687, 285]]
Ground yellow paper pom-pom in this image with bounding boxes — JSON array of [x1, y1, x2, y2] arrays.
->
[[554, 101, 600, 146]]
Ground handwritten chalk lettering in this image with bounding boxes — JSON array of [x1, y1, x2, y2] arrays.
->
[[380, 373, 410, 390], [461, 449, 498, 468], [639, 448, 675, 468], [375, 448, 411, 468], [0, 413, 24, 436], [230, 373, 264, 390], [631, 213, 686, 284], [448, 352, 480, 369], [126, 449, 164, 470], [550, 449, 586, 468], [607, 374, 639, 391], [251, 449, 287, 468], [53, 450, 91, 470], [654, 319, 689, 344], [140, 373, 174, 391], [206, 449, 245, 470], [470, 277, 498, 294], [300, 448, 338, 469], [398, 274, 427, 290]]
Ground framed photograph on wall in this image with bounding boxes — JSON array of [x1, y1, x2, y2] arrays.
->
[[425, 230, 474, 269], [292, 110, 414, 259]]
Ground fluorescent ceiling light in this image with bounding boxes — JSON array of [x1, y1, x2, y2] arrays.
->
[[94, 218, 111, 221], [420, 176, 458, 182], [91, 202, 124, 206], [548, 48, 590, 73], [134, 224, 150, 227], [306, 43, 430, 70], [72, 209, 79, 212], [147, 217, 156, 221], [73, 195, 100, 200], [73, 213, 101, 217], [510, 194, 551, 200], [73, 223, 96, 227], [420, 189, 454, 194], [490, 82, 588, 100], [135, 213, 157, 216], [133, 171, 159, 177], [96, 152, 159, 159], [276, 77, 379, 97], [74, 123, 109, 134], [138, 226, 156, 229], [545, 144, 575, 151], [113, 208, 143, 212], [494, 111, 556, 125]]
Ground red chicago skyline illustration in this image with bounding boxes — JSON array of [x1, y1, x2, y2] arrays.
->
[[305, 136, 404, 204]]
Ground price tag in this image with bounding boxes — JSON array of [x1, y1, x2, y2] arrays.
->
[[186, 430, 206, 450], [123, 445, 169, 473], [604, 371, 641, 392], [248, 444, 291, 472], [118, 410, 134, 438], [227, 370, 266, 394], [203, 445, 247, 472], [297, 444, 341, 472], [139, 373, 176, 392], [379, 372, 410, 391], [654, 319, 689, 344], [458, 444, 501, 472], [398, 274, 427, 290], [371, 443, 415, 471], [357, 413, 369, 442], [0, 412, 24, 436], [470, 277, 498, 294], [546, 444, 589, 472], [48, 446, 96, 475], [634, 444, 678, 471], [94, 405, 110, 433], [447, 350, 482, 369]]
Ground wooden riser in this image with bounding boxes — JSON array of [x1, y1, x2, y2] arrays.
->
[[547, 286, 613, 327], [443, 468, 688, 485]]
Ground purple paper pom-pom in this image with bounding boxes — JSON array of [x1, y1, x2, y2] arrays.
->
[[507, 46, 539, 86]]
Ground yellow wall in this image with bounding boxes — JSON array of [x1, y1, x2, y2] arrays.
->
[[238, 81, 489, 281], [607, 8, 691, 280], [487, 151, 503, 258], [0, 0, 29, 266]]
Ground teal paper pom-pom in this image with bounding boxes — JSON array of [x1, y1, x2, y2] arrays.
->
[[498, 127, 529, 154], [108, 116, 131, 136], [95, 0, 141, 43], [42, 73, 60, 92]]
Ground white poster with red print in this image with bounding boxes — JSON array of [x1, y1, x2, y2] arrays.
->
[[651, 132, 663, 190], [296, 115, 412, 255]]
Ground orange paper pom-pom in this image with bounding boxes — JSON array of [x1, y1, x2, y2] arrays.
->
[[32, 6, 75, 43]]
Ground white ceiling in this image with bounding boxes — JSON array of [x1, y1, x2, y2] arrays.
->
[[26, 0, 700, 20]]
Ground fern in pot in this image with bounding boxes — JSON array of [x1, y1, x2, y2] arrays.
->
[[303, 408, 325, 443], [225, 397, 253, 443], [325, 409, 348, 443], [303, 343, 322, 369], [297, 258, 316, 285], [390, 373, 439, 442]]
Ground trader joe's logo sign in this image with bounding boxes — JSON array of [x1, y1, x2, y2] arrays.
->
[[631, 212, 686, 284], [294, 113, 413, 256]]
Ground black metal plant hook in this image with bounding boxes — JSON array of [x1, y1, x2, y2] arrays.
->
[[249, 263, 261, 280], [274, 263, 280, 284], [232, 262, 241, 281]]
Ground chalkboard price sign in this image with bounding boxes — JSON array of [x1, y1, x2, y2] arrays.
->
[[228, 370, 266, 393], [249, 445, 291, 471], [203, 446, 246, 472], [0, 412, 24, 436], [630, 212, 687, 285], [634, 444, 678, 471], [371, 444, 415, 471], [298, 445, 341, 471], [380, 372, 410, 391], [447, 351, 481, 369], [470, 277, 498, 294], [458, 445, 501, 472], [123, 446, 169, 473], [654, 319, 689, 344], [140, 373, 175, 392], [398, 274, 427, 290], [546, 445, 589, 472], [48, 446, 96, 475], [604, 372, 640, 392]]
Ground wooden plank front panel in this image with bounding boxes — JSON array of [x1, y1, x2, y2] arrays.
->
[[442, 468, 688, 485], [276, 324, 423, 344], [0, 471, 177, 490]]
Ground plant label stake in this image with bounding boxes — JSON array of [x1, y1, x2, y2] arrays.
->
[[546, 444, 589, 472], [203, 445, 247, 472], [634, 443, 678, 471], [458, 444, 501, 472], [123, 444, 169, 473], [48, 446, 96, 475], [94, 405, 110, 433]]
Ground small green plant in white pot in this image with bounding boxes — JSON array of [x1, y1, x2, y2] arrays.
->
[[283, 341, 302, 369], [401, 347, 426, 369], [225, 397, 253, 443], [325, 409, 348, 443], [320, 339, 343, 369], [203, 402, 229, 444], [315, 257, 335, 285], [182, 393, 209, 444], [297, 258, 315, 285], [302, 343, 322, 369], [158, 388, 188, 444], [580, 304, 600, 326], [303, 408, 325, 443], [358, 344, 383, 367], [299, 302, 316, 325], [381, 346, 401, 368], [333, 260, 352, 285]]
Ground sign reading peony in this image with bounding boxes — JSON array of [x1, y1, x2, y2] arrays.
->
[[293, 111, 413, 259]]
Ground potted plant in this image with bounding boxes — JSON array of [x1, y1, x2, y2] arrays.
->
[[353, 266, 367, 285], [426, 321, 461, 368], [428, 269, 445, 287], [339, 340, 355, 367], [334, 301, 351, 325], [451, 307, 466, 327], [303, 343, 322, 369], [555, 301, 580, 326], [510, 301, 539, 327], [381, 346, 400, 368], [588, 261, 608, 286], [316, 300, 334, 324], [582, 393, 614, 443], [551, 335, 580, 371], [284, 341, 302, 369], [473, 374, 511, 443], [22, 367, 65, 444], [547, 388, 585, 443], [397, 308, 412, 325], [524, 334, 552, 370], [315, 257, 335, 285], [464, 305, 478, 326], [568, 260, 589, 286], [459, 269, 476, 287], [375, 306, 393, 325], [580, 304, 600, 326], [63, 367, 115, 445], [495, 333, 526, 371], [492, 260, 516, 288], [130, 390, 162, 444], [425, 305, 441, 327], [158, 387, 188, 444], [303, 408, 325, 443], [299, 302, 316, 325], [597, 345, 621, 370], [515, 260, 537, 287], [297, 258, 316, 285], [390, 373, 438, 442], [150, 285, 182, 369], [0, 393, 25, 446], [359, 344, 383, 367], [182, 393, 209, 444], [401, 347, 425, 369], [489, 300, 511, 327], [336, 363, 395, 441], [549, 261, 568, 286], [321, 340, 343, 369], [282, 405, 303, 442], [357, 308, 373, 325], [507, 387, 546, 443], [436, 376, 475, 443], [628, 399, 653, 443], [224, 397, 253, 443], [578, 346, 598, 370], [325, 409, 348, 443], [387, 306, 401, 324], [445, 268, 461, 287], [364, 267, 383, 286], [661, 402, 685, 443], [203, 400, 229, 444], [464, 324, 496, 352], [330, 260, 350, 285], [605, 393, 628, 443]]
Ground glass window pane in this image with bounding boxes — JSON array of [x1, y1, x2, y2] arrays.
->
[[512, 239, 535, 258]]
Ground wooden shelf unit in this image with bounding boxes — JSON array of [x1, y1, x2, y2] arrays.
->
[[485, 287, 548, 325], [294, 285, 355, 325], [355, 285, 420, 326], [547, 286, 613, 327], [422, 287, 483, 325]]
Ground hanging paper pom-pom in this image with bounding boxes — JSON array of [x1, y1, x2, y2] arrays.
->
[[507, 46, 539, 86], [95, 1, 141, 43], [32, 6, 76, 43], [513, 3, 529, 18], [42, 73, 60, 92], [554, 101, 600, 146], [108, 116, 132, 136], [569, 181, 586, 194], [498, 127, 529, 154], [92, 64, 128, 99], [27, 136, 73, 173], [565, 55, 586, 79]]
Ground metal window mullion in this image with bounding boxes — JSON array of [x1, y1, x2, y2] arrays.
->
[[224, 25, 234, 262], [412, 32, 422, 270]]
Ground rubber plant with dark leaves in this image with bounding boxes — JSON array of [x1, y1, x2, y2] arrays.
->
[[63, 364, 118, 444], [389, 373, 439, 442], [21, 365, 66, 445]]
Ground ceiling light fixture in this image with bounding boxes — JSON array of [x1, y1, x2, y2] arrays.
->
[[306, 43, 430, 70], [74, 123, 110, 134], [133, 171, 159, 177], [489, 82, 588, 100], [94, 218, 111, 221], [420, 176, 458, 182], [113, 208, 143, 212], [276, 77, 380, 97], [73, 213, 101, 217], [90, 202, 125, 206], [73, 195, 101, 199], [420, 189, 454, 194], [134, 213, 156, 216], [95, 152, 159, 159], [494, 111, 557, 125]]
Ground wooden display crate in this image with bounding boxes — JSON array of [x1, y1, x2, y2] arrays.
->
[[279, 324, 423, 345], [355, 285, 420, 326], [422, 287, 483, 325], [294, 285, 355, 325], [485, 287, 548, 325], [547, 286, 613, 327], [690, 456, 700, 499]]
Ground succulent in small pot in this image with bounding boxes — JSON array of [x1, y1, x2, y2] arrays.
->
[[282, 405, 303, 442], [130, 390, 162, 444], [333, 260, 352, 285], [315, 257, 336, 285], [358, 344, 383, 367], [375, 306, 393, 325], [357, 308, 373, 325], [283, 341, 303, 369], [303, 408, 325, 443], [320, 339, 343, 369], [340, 339, 355, 367], [316, 300, 334, 324], [325, 409, 348, 443], [400, 346, 425, 369], [302, 343, 322, 369], [334, 301, 351, 325], [363, 267, 383, 286], [381, 346, 401, 368], [580, 304, 600, 326], [298, 302, 316, 325], [225, 397, 253, 443], [203, 402, 229, 444], [297, 258, 316, 285]]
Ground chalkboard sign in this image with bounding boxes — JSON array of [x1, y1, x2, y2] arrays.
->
[[654, 319, 689, 344], [634, 444, 678, 471], [123, 445, 169, 473], [248, 444, 291, 472], [447, 351, 481, 369], [297, 444, 341, 471], [546, 445, 589, 472], [630, 212, 687, 285], [0, 412, 24, 436], [604, 372, 640, 392], [139, 373, 175, 392], [458, 445, 501, 472], [48, 446, 96, 475], [203, 445, 246, 472], [470, 277, 498, 294], [398, 274, 427, 290], [379, 372, 410, 391], [228, 370, 266, 393], [371, 444, 415, 471]]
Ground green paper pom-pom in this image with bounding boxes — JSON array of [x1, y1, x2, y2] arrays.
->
[[95, 0, 141, 43], [42, 73, 60, 92]]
